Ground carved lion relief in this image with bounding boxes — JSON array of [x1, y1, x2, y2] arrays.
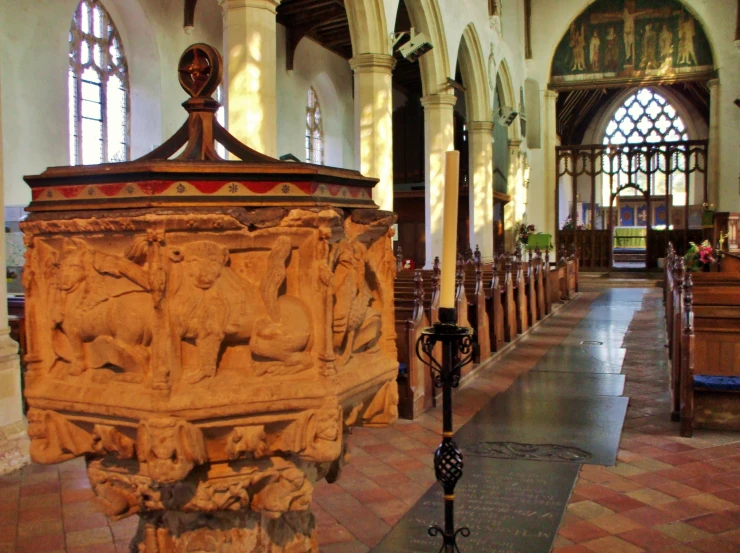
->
[[48, 238, 155, 380]]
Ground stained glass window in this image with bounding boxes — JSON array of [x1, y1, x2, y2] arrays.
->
[[68, 0, 129, 165], [305, 87, 323, 165]]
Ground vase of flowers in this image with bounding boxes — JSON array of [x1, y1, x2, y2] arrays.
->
[[684, 240, 715, 272], [561, 216, 583, 230], [516, 222, 536, 245]]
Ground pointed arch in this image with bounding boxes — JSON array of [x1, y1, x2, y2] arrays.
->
[[345, 0, 389, 55], [496, 58, 518, 141], [457, 24, 490, 123], [405, 0, 451, 97], [548, 0, 716, 88]]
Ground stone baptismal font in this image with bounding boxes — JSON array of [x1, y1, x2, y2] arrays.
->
[[21, 44, 399, 552]]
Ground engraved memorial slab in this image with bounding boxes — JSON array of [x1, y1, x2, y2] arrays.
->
[[372, 457, 579, 553]]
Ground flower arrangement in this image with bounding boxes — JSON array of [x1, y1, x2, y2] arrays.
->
[[515, 222, 536, 244], [684, 240, 715, 272], [561, 215, 584, 231]]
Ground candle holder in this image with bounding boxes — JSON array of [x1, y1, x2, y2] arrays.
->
[[416, 307, 474, 552]]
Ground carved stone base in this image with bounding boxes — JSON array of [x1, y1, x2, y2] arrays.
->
[[131, 511, 318, 553]]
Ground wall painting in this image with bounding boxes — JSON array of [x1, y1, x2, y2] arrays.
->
[[551, 0, 713, 86]]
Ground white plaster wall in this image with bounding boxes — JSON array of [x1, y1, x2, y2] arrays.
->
[[0, 0, 221, 207], [138, 0, 223, 141], [527, 0, 740, 229], [275, 26, 355, 169]]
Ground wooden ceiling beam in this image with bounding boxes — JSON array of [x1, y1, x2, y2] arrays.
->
[[278, 0, 338, 16], [278, 6, 345, 28], [315, 18, 348, 32]]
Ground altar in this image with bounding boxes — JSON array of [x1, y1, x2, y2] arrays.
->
[[613, 226, 646, 249]]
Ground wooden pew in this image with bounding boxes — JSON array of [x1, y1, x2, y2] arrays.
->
[[525, 250, 538, 326], [678, 272, 740, 436], [719, 250, 740, 273], [534, 248, 546, 320], [513, 250, 529, 335], [396, 270, 431, 420], [557, 244, 578, 300], [486, 260, 505, 353], [543, 247, 554, 315], [669, 256, 685, 420], [499, 254, 518, 342]]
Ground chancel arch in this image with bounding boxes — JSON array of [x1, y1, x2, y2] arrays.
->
[[549, 0, 717, 271]]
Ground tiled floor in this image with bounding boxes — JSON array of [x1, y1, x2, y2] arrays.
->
[[551, 288, 740, 553], [1, 287, 738, 553]]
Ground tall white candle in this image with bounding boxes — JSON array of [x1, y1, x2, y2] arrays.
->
[[439, 150, 460, 309]]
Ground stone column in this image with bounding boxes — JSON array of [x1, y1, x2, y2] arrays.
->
[[467, 121, 494, 262], [505, 139, 522, 251], [349, 54, 396, 212], [0, 66, 24, 455], [543, 89, 559, 235], [707, 79, 720, 207], [421, 93, 456, 268], [222, 0, 281, 157]]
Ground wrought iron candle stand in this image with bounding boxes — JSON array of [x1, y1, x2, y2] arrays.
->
[[416, 307, 474, 552]]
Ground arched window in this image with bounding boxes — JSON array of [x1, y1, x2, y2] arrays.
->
[[602, 88, 690, 205], [69, 0, 129, 165], [305, 87, 323, 165], [603, 89, 688, 146]]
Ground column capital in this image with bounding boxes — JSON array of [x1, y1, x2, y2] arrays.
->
[[508, 139, 523, 149], [544, 89, 559, 100], [467, 121, 494, 134], [349, 53, 396, 73], [707, 78, 719, 90], [420, 93, 457, 110], [220, 0, 280, 14]]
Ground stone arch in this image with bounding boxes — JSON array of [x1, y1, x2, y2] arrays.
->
[[495, 58, 519, 142], [547, 0, 717, 85], [404, 0, 451, 97], [457, 24, 490, 123], [345, 0, 389, 55]]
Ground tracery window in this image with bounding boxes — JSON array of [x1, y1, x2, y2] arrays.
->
[[305, 87, 323, 165], [602, 89, 689, 205], [603, 89, 688, 146], [68, 0, 129, 165]]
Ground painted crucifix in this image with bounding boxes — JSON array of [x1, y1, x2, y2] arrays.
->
[[589, 0, 672, 65]]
